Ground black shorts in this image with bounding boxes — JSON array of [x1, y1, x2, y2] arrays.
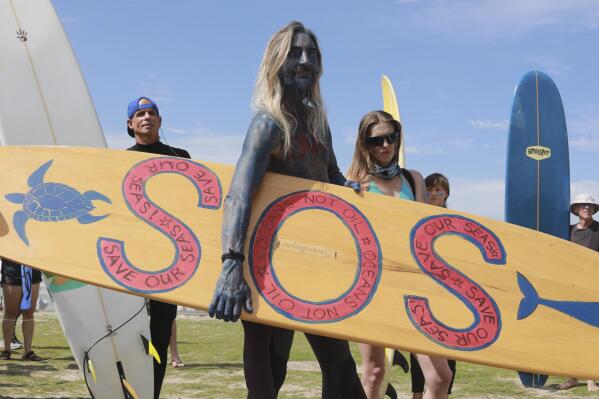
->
[[1, 259, 42, 286]]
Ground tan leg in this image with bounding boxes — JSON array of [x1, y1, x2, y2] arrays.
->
[[2, 284, 22, 353], [359, 343, 386, 399], [21, 283, 39, 354], [170, 320, 183, 367], [415, 354, 452, 399], [559, 378, 579, 390]]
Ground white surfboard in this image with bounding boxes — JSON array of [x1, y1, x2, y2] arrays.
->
[[0, 1, 154, 398]]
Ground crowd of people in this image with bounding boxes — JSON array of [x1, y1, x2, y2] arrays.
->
[[1, 19, 598, 399]]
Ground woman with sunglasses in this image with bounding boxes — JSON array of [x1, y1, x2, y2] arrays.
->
[[407, 173, 457, 399], [347, 110, 452, 399]]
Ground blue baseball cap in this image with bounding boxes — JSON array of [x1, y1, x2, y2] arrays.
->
[[127, 96, 160, 137]]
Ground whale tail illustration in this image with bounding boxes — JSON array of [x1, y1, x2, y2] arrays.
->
[[517, 272, 539, 320]]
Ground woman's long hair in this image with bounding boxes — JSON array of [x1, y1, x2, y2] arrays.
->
[[253, 21, 328, 156], [346, 110, 402, 183]]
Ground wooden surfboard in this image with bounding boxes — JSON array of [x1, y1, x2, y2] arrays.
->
[[506, 71, 570, 388], [1, 146, 599, 380]]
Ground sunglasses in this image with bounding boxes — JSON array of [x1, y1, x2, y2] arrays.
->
[[366, 131, 400, 147]]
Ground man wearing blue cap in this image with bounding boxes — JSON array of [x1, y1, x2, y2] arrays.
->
[[126, 96, 190, 398], [127, 96, 190, 157]]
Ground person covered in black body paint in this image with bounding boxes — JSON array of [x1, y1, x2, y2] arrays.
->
[[208, 21, 365, 399], [126, 96, 190, 399]]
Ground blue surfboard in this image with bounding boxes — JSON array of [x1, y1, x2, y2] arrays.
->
[[505, 71, 570, 388]]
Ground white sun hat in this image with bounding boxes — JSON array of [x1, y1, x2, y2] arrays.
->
[[570, 193, 599, 215]]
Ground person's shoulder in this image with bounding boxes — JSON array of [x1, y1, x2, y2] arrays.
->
[[170, 146, 191, 159], [251, 111, 279, 130], [406, 169, 424, 182], [406, 168, 423, 177], [591, 220, 599, 231], [161, 142, 190, 159], [246, 111, 281, 145]]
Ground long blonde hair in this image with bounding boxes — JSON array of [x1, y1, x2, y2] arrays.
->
[[253, 21, 328, 156], [346, 110, 402, 183]]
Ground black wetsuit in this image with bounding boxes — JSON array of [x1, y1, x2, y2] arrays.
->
[[243, 321, 365, 399], [127, 141, 190, 399]]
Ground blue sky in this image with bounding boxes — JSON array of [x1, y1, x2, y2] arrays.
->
[[52, 0, 599, 221]]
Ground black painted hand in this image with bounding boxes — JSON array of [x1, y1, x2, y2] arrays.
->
[[344, 179, 361, 193], [208, 258, 253, 322]]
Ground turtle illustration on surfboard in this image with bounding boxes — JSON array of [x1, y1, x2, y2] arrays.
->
[[5, 159, 111, 246]]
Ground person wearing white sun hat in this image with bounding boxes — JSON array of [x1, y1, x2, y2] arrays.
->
[[569, 193, 599, 216], [560, 193, 599, 391]]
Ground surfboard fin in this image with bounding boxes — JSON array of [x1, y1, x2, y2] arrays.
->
[[392, 350, 409, 373], [86, 358, 97, 383], [121, 377, 139, 399], [140, 334, 161, 364], [384, 383, 398, 399], [116, 361, 139, 399], [518, 371, 549, 388], [517, 272, 539, 320]]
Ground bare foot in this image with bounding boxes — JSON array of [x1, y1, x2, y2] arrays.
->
[[587, 381, 599, 391], [172, 358, 184, 368], [559, 378, 578, 390]]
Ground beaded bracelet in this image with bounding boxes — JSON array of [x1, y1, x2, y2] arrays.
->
[[221, 249, 245, 263]]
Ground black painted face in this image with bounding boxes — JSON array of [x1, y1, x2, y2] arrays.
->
[[279, 32, 319, 95]]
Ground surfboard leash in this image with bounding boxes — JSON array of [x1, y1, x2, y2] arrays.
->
[[81, 301, 148, 398]]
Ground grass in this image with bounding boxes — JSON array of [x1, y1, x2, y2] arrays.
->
[[0, 312, 596, 398]]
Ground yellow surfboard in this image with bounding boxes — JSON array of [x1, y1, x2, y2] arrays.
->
[[1, 146, 599, 380], [381, 75, 405, 168]]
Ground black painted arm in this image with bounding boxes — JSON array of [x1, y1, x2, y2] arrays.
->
[[222, 112, 280, 253], [209, 112, 280, 321]]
